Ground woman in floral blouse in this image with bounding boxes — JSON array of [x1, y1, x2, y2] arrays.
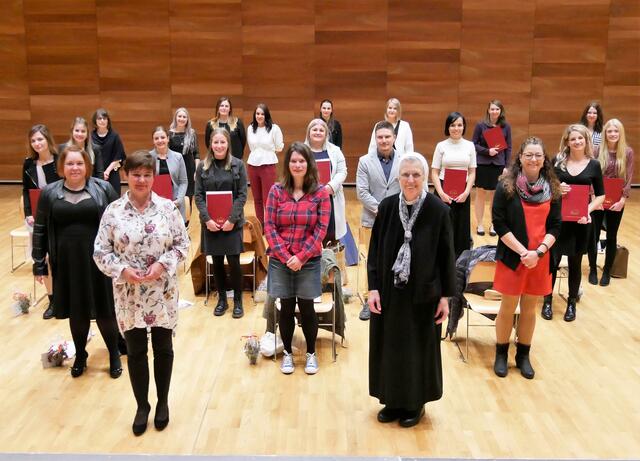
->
[[94, 150, 189, 436]]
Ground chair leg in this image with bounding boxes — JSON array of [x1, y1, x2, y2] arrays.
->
[[204, 258, 210, 305]]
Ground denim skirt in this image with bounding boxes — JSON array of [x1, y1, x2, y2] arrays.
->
[[267, 256, 321, 300]]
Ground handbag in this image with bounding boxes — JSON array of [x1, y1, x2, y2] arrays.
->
[[610, 245, 628, 279]]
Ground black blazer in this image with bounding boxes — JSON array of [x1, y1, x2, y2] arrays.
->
[[22, 156, 60, 217], [492, 181, 562, 271]]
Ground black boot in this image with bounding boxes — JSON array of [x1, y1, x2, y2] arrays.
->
[[133, 403, 151, 436], [541, 295, 553, 320], [588, 267, 598, 285], [564, 297, 576, 322], [599, 270, 610, 287], [493, 343, 509, 377], [43, 294, 55, 319], [515, 342, 535, 379], [214, 291, 228, 316], [232, 291, 244, 319]]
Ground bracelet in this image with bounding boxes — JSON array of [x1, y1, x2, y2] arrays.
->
[[539, 242, 549, 250]]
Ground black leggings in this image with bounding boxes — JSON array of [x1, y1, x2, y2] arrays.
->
[[550, 254, 583, 299], [211, 254, 242, 293], [587, 208, 624, 272], [279, 297, 318, 354], [69, 316, 119, 363], [124, 327, 173, 409]]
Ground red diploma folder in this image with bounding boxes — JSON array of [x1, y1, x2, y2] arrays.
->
[[443, 168, 467, 198], [152, 174, 173, 200], [206, 191, 232, 226], [482, 127, 507, 150], [28, 189, 41, 216], [561, 184, 589, 221], [603, 178, 624, 210], [316, 158, 331, 185]]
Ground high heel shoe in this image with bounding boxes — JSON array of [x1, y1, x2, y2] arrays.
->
[[132, 403, 151, 436], [109, 356, 123, 379], [154, 402, 170, 431], [70, 353, 88, 378]]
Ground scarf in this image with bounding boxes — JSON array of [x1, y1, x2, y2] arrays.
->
[[515, 172, 551, 203], [391, 190, 427, 288]]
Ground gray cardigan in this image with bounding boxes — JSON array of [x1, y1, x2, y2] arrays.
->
[[150, 148, 188, 220], [355, 151, 400, 227]]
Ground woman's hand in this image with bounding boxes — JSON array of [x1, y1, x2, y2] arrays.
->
[[434, 297, 449, 324], [520, 250, 539, 269], [206, 219, 220, 232], [560, 182, 571, 196], [142, 262, 166, 282], [26, 216, 35, 226], [122, 267, 145, 284], [35, 275, 44, 284], [609, 198, 625, 212], [489, 147, 499, 156], [577, 215, 591, 225], [454, 190, 470, 203], [286, 255, 302, 271], [439, 192, 453, 204], [221, 220, 235, 232], [368, 290, 382, 315], [324, 184, 334, 195]]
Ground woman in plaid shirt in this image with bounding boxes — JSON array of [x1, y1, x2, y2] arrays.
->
[[265, 142, 331, 375]]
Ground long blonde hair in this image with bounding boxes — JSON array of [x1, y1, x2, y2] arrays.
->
[[169, 107, 197, 155], [599, 118, 629, 179], [555, 124, 593, 171], [204, 127, 232, 171]]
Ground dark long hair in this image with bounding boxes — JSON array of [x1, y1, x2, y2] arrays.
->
[[281, 142, 319, 195], [319, 99, 336, 135], [500, 136, 561, 200], [250, 103, 273, 133], [580, 101, 604, 133], [27, 124, 57, 160]]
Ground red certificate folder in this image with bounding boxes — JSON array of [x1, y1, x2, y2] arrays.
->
[[316, 158, 331, 185], [443, 168, 467, 198], [603, 178, 624, 210], [28, 189, 41, 216], [206, 191, 232, 226], [482, 127, 507, 150], [561, 184, 589, 221], [152, 174, 173, 200]]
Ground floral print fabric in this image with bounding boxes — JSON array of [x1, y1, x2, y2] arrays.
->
[[94, 192, 190, 334]]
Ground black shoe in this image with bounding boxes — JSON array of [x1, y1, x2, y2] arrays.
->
[[232, 293, 244, 319], [494, 343, 509, 377], [132, 403, 151, 436], [359, 302, 371, 321], [214, 296, 228, 316], [399, 406, 425, 428], [476, 226, 485, 236], [564, 298, 576, 322], [42, 304, 54, 320], [109, 356, 123, 379], [599, 271, 610, 287], [515, 343, 535, 379], [489, 226, 497, 237], [154, 402, 170, 431], [588, 268, 598, 285], [70, 353, 87, 378], [541, 295, 553, 320], [377, 406, 401, 423]]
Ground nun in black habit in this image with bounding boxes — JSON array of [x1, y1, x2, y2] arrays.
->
[[367, 153, 456, 428]]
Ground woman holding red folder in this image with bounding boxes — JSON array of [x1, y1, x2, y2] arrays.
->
[[471, 100, 512, 236], [587, 119, 634, 287], [542, 124, 604, 322], [431, 112, 477, 258], [194, 128, 248, 318], [149, 126, 188, 222]]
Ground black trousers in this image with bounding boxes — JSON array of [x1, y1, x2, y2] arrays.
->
[[124, 327, 173, 409], [279, 297, 318, 354], [587, 208, 624, 272], [211, 254, 242, 294]]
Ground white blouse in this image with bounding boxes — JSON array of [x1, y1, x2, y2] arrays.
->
[[246, 124, 284, 167], [93, 192, 190, 334], [432, 138, 477, 180]]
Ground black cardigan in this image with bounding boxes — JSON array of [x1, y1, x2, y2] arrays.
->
[[22, 156, 60, 217], [492, 181, 562, 271]]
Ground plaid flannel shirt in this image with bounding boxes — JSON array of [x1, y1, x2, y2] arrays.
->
[[264, 183, 330, 265]]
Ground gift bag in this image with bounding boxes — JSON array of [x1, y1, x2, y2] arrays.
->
[[610, 245, 628, 279]]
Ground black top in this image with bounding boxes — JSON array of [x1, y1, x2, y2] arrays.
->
[[205, 119, 247, 160], [159, 159, 170, 175], [91, 129, 126, 169], [327, 119, 343, 149], [554, 158, 604, 195], [169, 131, 199, 196], [22, 156, 61, 217]]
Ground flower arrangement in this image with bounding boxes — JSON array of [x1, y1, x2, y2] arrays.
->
[[11, 290, 31, 316], [242, 334, 260, 365]]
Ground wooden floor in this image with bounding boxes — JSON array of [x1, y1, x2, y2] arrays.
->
[[0, 184, 638, 458]]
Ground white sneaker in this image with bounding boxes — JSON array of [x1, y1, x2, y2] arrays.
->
[[280, 351, 294, 374], [304, 352, 319, 375]]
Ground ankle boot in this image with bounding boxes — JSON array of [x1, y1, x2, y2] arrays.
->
[[232, 291, 244, 319], [214, 291, 228, 316], [515, 343, 535, 379], [599, 270, 610, 287], [541, 295, 553, 320], [493, 343, 509, 377], [564, 297, 576, 322], [588, 267, 598, 285]]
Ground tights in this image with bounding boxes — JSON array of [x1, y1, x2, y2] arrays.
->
[[124, 327, 174, 410], [69, 316, 119, 364], [279, 297, 318, 354], [587, 209, 624, 272], [211, 254, 242, 294], [550, 254, 583, 299]]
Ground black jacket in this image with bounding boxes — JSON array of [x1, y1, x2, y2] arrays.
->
[[22, 156, 61, 217], [492, 181, 562, 271], [32, 177, 118, 276]]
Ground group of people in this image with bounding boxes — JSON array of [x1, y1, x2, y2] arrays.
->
[[20, 96, 633, 434]]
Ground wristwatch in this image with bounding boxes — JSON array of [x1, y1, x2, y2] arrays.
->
[[536, 249, 545, 258]]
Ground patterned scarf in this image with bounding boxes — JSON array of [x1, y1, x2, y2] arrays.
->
[[515, 172, 551, 203], [392, 190, 427, 288]]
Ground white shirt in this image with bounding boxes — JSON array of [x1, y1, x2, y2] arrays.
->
[[432, 138, 477, 180], [247, 124, 284, 166]]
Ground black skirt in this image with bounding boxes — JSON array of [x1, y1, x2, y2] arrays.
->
[[201, 225, 243, 256], [475, 164, 503, 190]]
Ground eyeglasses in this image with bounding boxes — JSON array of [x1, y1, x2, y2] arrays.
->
[[400, 172, 423, 180], [522, 153, 545, 160]]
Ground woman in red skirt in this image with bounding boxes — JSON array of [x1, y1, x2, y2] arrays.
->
[[491, 137, 562, 379]]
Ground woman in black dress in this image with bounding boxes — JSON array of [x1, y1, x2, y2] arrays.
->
[[59, 117, 105, 179], [32, 145, 121, 378], [319, 99, 343, 149], [169, 107, 199, 205], [91, 108, 126, 194], [541, 124, 604, 322], [23, 124, 60, 319], [194, 127, 248, 318], [204, 97, 246, 160]]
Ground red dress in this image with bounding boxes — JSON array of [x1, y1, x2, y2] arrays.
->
[[493, 199, 552, 296]]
